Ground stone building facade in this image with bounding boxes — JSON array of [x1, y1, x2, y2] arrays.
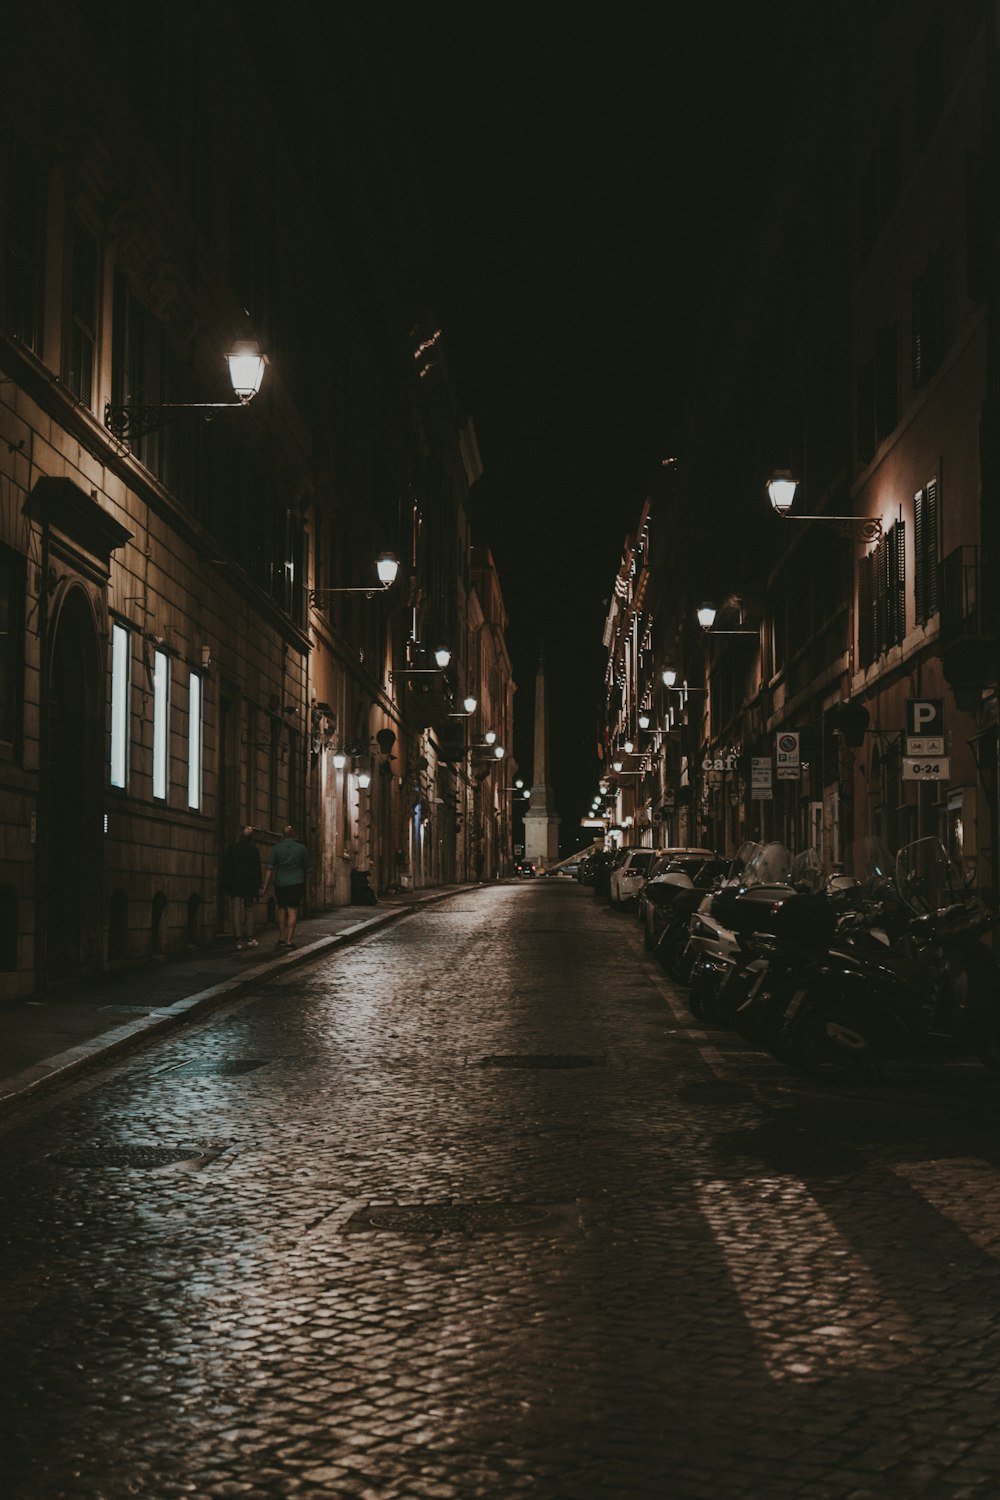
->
[[0, 1, 513, 997]]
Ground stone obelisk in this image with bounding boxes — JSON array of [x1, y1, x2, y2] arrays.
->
[[523, 656, 560, 868]]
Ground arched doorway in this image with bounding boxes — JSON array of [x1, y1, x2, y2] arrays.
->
[[44, 587, 103, 983]]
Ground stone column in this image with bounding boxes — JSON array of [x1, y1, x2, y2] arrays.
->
[[523, 657, 560, 867]]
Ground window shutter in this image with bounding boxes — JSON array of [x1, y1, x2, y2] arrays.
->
[[912, 275, 926, 389], [914, 483, 939, 624], [925, 482, 938, 617], [890, 519, 906, 645], [858, 553, 875, 667]]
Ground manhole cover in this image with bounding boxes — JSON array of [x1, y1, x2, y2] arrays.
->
[[52, 1144, 217, 1168], [164, 1059, 268, 1077], [480, 1054, 605, 1069], [347, 1202, 556, 1234]]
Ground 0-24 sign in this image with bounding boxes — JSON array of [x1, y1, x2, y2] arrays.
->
[[902, 757, 950, 781]]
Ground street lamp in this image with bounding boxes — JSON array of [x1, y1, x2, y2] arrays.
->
[[310, 552, 400, 605], [697, 603, 758, 636], [105, 339, 268, 440], [390, 643, 453, 682], [766, 470, 882, 542], [447, 695, 478, 717], [332, 750, 348, 770]]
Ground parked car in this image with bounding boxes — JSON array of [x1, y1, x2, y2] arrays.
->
[[608, 848, 664, 908], [640, 852, 726, 948]]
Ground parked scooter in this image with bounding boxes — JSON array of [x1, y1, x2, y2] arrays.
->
[[766, 838, 1000, 1078], [732, 839, 897, 1054], [659, 842, 761, 991], [689, 844, 830, 1027]]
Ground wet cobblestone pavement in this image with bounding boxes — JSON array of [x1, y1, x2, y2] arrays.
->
[[5, 881, 1000, 1498]]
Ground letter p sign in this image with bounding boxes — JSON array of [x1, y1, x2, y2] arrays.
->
[[906, 699, 944, 737]]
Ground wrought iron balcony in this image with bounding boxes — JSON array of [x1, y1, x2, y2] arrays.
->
[[939, 546, 993, 644]]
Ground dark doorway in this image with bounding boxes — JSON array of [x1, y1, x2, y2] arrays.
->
[[44, 588, 103, 983]]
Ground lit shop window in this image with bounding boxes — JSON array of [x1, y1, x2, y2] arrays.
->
[[153, 649, 169, 800], [188, 670, 202, 810], [110, 622, 130, 789]]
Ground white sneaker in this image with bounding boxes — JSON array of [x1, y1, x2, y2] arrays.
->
[[246, 939, 258, 948], [235, 941, 245, 951]]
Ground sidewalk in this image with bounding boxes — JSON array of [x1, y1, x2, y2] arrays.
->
[[0, 885, 477, 1111]]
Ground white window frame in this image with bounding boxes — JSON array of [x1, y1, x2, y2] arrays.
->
[[187, 669, 203, 810], [110, 621, 130, 789], [153, 648, 169, 801]]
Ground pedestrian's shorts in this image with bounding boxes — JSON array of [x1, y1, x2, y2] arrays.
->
[[275, 883, 304, 910]]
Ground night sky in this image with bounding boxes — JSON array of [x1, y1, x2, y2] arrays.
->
[[265, 2, 820, 847]]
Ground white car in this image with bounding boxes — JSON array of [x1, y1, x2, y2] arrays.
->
[[608, 848, 664, 907]]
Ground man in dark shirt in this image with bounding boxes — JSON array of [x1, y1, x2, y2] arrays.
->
[[221, 825, 262, 950], [260, 823, 309, 949]]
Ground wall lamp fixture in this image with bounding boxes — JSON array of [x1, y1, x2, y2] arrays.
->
[[310, 553, 399, 605], [105, 340, 267, 440], [661, 669, 707, 695], [390, 645, 452, 682], [767, 471, 882, 543], [697, 603, 759, 636], [447, 695, 478, 717]]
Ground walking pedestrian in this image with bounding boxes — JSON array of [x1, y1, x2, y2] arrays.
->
[[260, 823, 309, 950], [221, 824, 262, 950]]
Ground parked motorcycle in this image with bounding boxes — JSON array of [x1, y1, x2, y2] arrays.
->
[[656, 841, 761, 988], [768, 837, 1000, 1078], [688, 844, 830, 1028], [732, 838, 897, 1055]]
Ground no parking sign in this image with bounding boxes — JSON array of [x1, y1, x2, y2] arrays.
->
[[775, 731, 800, 780]]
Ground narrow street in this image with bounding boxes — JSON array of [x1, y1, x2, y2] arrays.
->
[[4, 881, 1000, 1500]]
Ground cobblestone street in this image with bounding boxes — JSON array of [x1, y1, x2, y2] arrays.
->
[[5, 881, 1000, 1499]]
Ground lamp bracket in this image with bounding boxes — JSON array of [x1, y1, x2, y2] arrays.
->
[[104, 397, 253, 441], [779, 513, 882, 543], [310, 585, 389, 603]]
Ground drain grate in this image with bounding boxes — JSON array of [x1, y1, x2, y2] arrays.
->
[[163, 1058, 268, 1077], [346, 1202, 559, 1234], [51, 1144, 218, 1168], [480, 1054, 605, 1069]]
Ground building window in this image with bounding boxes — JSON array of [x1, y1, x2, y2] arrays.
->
[[914, 480, 940, 625], [4, 142, 45, 352], [187, 670, 203, 809], [111, 270, 179, 486], [153, 648, 169, 800], [110, 622, 130, 789], [67, 219, 98, 408], [858, 521, 906, 667], [912, 251, 948, 389]]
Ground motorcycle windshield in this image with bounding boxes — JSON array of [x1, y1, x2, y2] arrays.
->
[[895, 837, 963, 915], [790, 847, 826, 893], [744, 841, 793, 887], [844, 837, 896, 898], [724, 841, 763, 886]]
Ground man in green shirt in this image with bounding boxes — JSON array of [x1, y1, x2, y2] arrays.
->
[[260, 823, 309, 950]]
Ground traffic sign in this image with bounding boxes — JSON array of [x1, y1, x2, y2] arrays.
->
[[902, 757, 950, 781], [906, 736, 945, 756], [775, 731, 800, 770], [906, 699, 944, 737], [751, 757, 773, 800]]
